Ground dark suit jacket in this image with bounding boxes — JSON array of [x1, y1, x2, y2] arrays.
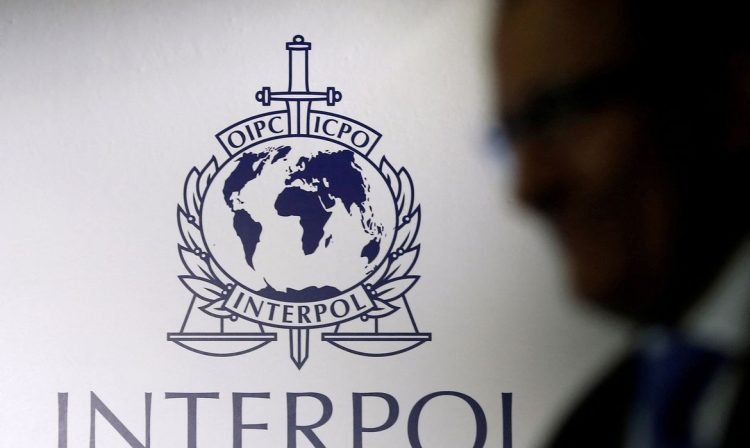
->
[[544, 353, 750, 447]]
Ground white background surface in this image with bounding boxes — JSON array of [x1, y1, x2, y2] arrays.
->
[[0, 1, 628, 446]]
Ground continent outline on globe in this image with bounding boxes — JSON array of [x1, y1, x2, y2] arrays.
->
[[178, 127, 422, 330], [203, 135, 399, 304]]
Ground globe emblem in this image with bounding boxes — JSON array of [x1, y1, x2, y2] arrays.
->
[[169, 36, 431, 368], [201, 137, 397, 302]]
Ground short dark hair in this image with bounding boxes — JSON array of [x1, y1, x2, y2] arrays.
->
[[623, 1, 750, 162]]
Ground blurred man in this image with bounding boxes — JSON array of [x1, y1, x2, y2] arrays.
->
[[496, 0, 750, 446]]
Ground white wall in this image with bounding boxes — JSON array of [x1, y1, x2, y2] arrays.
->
[[0, 1, 629, 446]]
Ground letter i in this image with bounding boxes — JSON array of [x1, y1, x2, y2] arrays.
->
[[58, 393, 68, 448], [313, 116, 321, 133]]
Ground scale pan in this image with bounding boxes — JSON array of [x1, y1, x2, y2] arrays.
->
[[168, 332, 277, 357], [322, 332, 431, 357]]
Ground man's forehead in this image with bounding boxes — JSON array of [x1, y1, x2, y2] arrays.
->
[[497, 0, 631, 110]]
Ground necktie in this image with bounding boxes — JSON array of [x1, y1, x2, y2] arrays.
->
[[632, 331, 728, 448]]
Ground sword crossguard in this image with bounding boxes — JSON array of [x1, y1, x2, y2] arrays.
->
[[255, 86, 273, 106], [254, 86, 343, 106], [326, 87, 343, 106]]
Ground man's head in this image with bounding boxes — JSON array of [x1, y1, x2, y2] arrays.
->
[[496, 0, 750, 323]]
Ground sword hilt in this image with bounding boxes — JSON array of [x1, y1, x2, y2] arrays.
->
[[287, 34, 310, 92], [254, 35, 342, 108]]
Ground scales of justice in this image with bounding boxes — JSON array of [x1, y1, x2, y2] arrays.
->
[[168, 35, 431, 369]]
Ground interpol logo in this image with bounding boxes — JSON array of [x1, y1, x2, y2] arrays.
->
[[168, 35, 431, 368]]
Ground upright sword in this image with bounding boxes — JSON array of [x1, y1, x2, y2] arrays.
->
[[254, 35, 342, 369]]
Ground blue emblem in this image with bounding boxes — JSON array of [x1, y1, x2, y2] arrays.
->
[[167, 35, 431, 368]]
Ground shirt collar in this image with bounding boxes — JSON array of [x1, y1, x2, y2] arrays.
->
[[679, 237, 750, 358]]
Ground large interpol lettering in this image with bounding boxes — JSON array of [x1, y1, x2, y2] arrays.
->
[[58, 391, 513, 448]]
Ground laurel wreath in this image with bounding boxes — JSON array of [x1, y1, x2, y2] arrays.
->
[[359, 157, 421, 319], [177, 154, 421, 321]]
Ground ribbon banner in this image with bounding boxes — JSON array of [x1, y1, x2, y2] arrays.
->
[[216, 110, 382, 155], [224, 285, 375, 328]]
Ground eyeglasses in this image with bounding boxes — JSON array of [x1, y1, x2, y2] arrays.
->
[[499, 64, 645, 144]]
